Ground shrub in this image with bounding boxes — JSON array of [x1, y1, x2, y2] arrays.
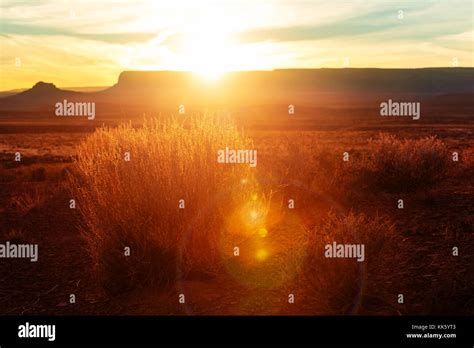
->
[[68, 114, 258, 293], [10, 186, 48, 216], [365, 133, 451, 192], [258, 134, 360, 204], [263, 133, 452, 201], [302, 211, 407, 314]]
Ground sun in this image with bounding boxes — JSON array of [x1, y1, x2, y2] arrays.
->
[[178, 10, 238, 82], [187, 31, 230, 81]]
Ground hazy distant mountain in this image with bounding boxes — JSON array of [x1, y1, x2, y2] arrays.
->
[[0, 88, 27, 98], [0, 82, 83, 107], [0, 86, 108, 99]]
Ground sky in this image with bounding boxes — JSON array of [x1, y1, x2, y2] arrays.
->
[[1, 0, 473, 90]]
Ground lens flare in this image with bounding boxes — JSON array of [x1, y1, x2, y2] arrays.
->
[[250, 210, 259, 220], [256, 249, 268, 261]]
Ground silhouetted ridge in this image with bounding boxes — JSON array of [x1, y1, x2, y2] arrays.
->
[[1, 68, 473, 116], [112, 68, 474, 94], [31, 81, 59, 93]]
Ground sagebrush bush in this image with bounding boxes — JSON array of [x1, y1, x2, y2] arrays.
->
[[365, 133, 451, 192], [258, 134, 359, 203], [68, 114, 258, 293], [270, 133, 452, 198], [302, 211, 407, 314]]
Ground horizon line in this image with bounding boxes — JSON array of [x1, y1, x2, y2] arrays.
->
[[3, 66, 473, 93]]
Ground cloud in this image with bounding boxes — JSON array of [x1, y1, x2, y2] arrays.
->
[[236, 3, 471, 44], [1, 21, 157, 44]]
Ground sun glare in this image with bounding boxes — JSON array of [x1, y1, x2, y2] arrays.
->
[[256, 249, 268, 261], [258, 227, 268, 238], [187, 32, 230, 81], [180, 10, 242, 81]]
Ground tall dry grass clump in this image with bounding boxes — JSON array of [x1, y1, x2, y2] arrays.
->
[[258, 134, 360, 203], [365, 133, 451, 192], [260, 132, 452, 202], [68, 114, 257, 293], [302, 211, 408, 314]]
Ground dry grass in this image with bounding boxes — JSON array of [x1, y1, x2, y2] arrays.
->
[[9, 186, 49, 216], [0, 118, 471, 315], [68, 114, 259, 293], [364, 133, 452, 192], [259, 132, 453, 202], [301, 211, 408, 314], [63, 116, 470, 311], [416, 223, 474, 314], [256, 133, 360, 204]]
